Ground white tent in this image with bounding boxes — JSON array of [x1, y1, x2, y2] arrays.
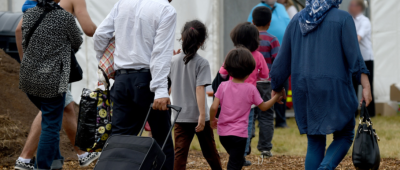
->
[[1, 0, 224, 102], [370, 0, 400, 102], [70, 0, 223, 102], [3, 0, 397, 105]]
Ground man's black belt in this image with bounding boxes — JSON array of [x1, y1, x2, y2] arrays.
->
[[116, 69, 150, 75]]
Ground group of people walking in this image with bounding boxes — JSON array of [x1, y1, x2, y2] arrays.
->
[[15, 0, 373, 170]]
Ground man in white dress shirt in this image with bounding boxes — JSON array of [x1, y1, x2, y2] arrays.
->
[[349, 0, 375, 117], [93, 0, 176, 169]]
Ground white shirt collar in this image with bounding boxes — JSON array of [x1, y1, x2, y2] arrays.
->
[[354, 13, 364, 20]]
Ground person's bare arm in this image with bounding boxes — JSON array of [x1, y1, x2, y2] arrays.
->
[[68, 0, 97, 37], [209, 98, 220, 129], [258, 92, 282, 111], [15, 19, 23, 61], [357, 35, 362, 42], [195, 86, 206, 132], [360, 73, 372, 106]]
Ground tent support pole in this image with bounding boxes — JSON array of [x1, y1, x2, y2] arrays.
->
[[8, 0, 12, 11]]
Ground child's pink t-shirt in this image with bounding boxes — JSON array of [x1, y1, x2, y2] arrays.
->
[[214, 81, 264, 138], [219, 51, 269, 86]]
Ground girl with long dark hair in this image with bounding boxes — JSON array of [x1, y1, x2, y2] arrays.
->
[[169, 20, 222, 170]]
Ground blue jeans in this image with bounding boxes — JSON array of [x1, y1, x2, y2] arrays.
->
[[305, 122, 355, 170], [27, 93, 66, 170], [244, 108, 255, 156]]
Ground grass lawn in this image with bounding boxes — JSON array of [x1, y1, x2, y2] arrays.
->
[[188, 115, 400, 158]]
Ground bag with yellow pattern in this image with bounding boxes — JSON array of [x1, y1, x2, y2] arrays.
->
[[75, 72, 112, 152]]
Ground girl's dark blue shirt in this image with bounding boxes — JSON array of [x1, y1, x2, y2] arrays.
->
[[270, 8, 369, 135]]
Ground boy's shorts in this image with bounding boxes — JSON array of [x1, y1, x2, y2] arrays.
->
[[64, 90, 74, 108]]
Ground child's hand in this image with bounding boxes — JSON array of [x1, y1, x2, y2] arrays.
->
[[210, 118, 218, 129], [196, 115, 206, 132], [278, 96, 284, 101], [272, 88, 286, 104], [173, 49, 181, 55]]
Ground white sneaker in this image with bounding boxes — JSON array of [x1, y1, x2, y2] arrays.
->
[[261, 150, 273, 158], [79, 152, 101, 167], [14, 157, 34, 170]]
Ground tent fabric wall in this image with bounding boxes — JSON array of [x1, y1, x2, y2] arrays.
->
[[222, 0, 262, 58], [71, 0, 221, 102], [4, 0, 222, 103], [0, 0, 8, 11], [10, 0, 24, 12], [371, 0, 400, 102], [71, 0, 120, 102], [170, 0, 222, 78], [7, 0, 397, 103]]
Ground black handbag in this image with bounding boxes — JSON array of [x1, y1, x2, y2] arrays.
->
[[94, 104, 182, 170], [69, 49, 83, 83], [352, 101, 380, 170]]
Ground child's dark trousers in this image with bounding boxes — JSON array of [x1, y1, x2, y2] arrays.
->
[[219, 135, 247, 170], [174, 121, 222, 170]]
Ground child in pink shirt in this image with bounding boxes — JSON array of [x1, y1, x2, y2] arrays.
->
[[219, 50, 269, 86], [219, 22, 269, 86], [218, 22, 269, 165], [210, 47, 283, 170]]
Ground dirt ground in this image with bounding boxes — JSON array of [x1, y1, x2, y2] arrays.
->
[[2, 150, 400, 169], [1, 50, 400, 169], [0, 50, 77, 166]]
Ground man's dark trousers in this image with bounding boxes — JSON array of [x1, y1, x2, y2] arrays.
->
[[111, 70, 174, 170], [274, 80, 288, 127]]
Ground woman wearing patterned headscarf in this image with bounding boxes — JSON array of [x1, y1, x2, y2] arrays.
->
[[269, 0, 372, 169], [20, 0, 82, 169]]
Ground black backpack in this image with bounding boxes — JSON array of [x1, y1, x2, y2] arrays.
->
[[94, 104, 182, 170], [211, 72, 229, 118], [352, 101, 380, 170]]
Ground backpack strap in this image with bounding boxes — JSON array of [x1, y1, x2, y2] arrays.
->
[[25, 8, 52, 48]]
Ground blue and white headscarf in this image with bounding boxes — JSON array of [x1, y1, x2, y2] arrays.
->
[[298, 0, 342, 35]]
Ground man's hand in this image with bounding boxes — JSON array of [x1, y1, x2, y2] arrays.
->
[[153, 97, 171, 110], [272, 88, 286, 104], [173, 49, 181, 55], [195, 115, 205, 132], [210, 118, 218, 129]]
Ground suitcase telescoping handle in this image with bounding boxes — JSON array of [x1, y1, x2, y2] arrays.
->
[[139, 104, 182, 150]]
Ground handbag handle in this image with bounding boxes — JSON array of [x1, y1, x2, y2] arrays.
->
[[139, 104, 182, 150], [360, 101, 371, 124]]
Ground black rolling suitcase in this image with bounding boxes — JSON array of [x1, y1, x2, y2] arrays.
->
[[93, 104, 182, 170]]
